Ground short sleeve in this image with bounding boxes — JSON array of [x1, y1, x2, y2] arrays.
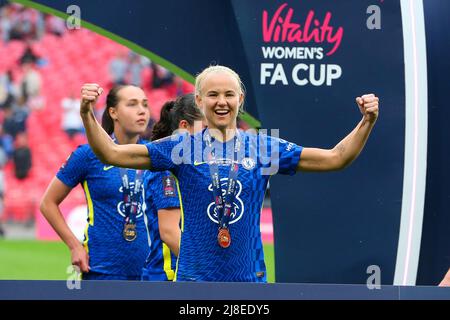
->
[[276, 137, 302, 175], [145, 132, 191, 172], [56, 145, 91, 188], [145, 171, 180, 210], [258, 135, 302, 176]]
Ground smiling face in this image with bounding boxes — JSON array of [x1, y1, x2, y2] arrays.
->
[[109, 86, 150, 135], [195, 69, 244, 132]]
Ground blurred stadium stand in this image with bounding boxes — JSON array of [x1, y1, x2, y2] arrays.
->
[[0, 20, 194, 228]]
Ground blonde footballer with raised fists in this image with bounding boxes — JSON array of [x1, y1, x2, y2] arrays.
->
[[78, 66, 380, 282]]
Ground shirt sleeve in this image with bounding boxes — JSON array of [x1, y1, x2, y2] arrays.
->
[[276, 137, 303, 175], [145, 171, 180, 210], [259, 135, 302, 176], [145, 132, 190, 172], [56, 145, 90, 188]]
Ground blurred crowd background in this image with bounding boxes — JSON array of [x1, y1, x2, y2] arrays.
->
[[0, 2, 195, 238]]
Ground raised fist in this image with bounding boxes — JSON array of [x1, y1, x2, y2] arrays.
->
[[80, 83, 103, 114], [356, 93, 379, 124]]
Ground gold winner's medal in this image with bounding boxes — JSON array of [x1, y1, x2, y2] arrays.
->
[[218, 228, 231, 248], [123, 223, 137, 242]]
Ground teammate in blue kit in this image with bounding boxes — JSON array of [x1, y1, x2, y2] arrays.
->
[[40, 85, 151, 280], [79, 65, 379, 282], [141, 94, 204, 281]]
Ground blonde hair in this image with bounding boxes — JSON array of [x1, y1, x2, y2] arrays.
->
[[195, 65, 246, 111]]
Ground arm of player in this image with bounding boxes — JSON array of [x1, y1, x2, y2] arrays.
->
[[158, 208, 181, 257], [297, 94, 379, 172], [40, 177, 90, 273], [79, 83, 150, 169], [439, 268, 450, 287]]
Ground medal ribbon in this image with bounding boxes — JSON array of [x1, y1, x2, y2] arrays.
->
[[204, 130, 241, 230], [119, 168, 144, 225]]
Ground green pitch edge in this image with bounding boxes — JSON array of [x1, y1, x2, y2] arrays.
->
[[11, 0, 262, 128]]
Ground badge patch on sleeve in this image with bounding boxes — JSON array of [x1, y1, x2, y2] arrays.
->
[[162, 175, 176, 197]]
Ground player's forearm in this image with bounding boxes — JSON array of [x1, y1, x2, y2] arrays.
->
[[331, 117, 376, 169], [160, 229, 180, 256], [40, 201, 82, 251], [80, 109, 118, 165]]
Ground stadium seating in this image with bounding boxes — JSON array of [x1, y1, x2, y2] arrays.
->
[[0, 29, 193, 224]]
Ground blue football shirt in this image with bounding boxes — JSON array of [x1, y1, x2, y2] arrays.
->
[[141, 170, 180, 281], [145, 129, 302, 282], [57, 143, 149, 277]]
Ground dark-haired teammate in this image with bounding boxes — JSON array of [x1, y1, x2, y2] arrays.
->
[[41, 85, 150, 280], [141, 94, 204, 281]]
